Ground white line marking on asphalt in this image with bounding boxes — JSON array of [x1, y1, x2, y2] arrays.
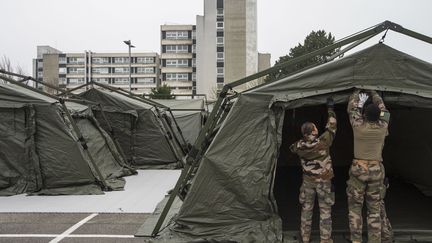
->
[[49, 213, 98, 243], [0, 234, 136, 238]]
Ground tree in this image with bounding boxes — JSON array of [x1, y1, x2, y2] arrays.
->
[[0, 55, 26, 84], [149, 84, 174, 99], [266, 30, 337, 82]]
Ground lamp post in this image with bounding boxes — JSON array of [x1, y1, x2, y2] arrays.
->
[[123, 40, 135, 93]]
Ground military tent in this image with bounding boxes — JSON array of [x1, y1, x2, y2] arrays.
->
[[152, 99, 205, 145], [148, 43, 432, 242], [0, 82, 135, 195], [79, 88, 184, 169]]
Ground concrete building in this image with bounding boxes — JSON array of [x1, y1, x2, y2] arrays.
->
[[33, 46, 160, 94], [196, 0, 259, 99], [160, 25, 196, 95]]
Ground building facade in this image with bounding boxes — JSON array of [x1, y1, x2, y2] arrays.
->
[[33, 46, 159, 94], [160, 25, 196, 95], [196, 0, 258, 98]]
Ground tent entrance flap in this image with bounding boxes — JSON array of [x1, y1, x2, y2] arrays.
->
[[274, 102, 432, 232]]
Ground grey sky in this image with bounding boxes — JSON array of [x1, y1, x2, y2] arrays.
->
[[1, 0, 431, 74]]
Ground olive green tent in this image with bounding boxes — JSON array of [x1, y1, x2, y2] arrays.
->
[[79, 88, 183, 169], [0, 83, 135, 196], [145, 44, 432, 242], [152, 99, 205, 144]]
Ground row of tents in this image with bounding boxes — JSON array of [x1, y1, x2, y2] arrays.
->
[[0, 76, 206, 196]]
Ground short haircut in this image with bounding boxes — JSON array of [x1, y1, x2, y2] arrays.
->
[[365, 103, 380, 122], [301, 122, 316, 136]]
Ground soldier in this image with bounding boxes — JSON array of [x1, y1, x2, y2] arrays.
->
[[290, 98, 337, 243], [346, 89, 391, 243]]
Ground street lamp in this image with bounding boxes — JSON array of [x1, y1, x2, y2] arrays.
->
[[123, 40, 135, 93]]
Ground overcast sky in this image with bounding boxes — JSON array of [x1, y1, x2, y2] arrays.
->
[[1, 0, 431, 74]]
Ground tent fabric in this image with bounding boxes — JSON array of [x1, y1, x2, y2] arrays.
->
[[0, 84, 134, 195], [79, 88, 181, 169], [161, 44, 432, 241], [153, 99, 205, 144]]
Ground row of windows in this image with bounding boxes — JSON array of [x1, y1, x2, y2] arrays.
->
[[62, 67, 156, 74], [64, 77, 155, 85], [166, 59, 189, 67], [165, 45, 189, 53], [59, 56, 155, 64], [165, 31, 189, 40], [165, 73, 191, 81]]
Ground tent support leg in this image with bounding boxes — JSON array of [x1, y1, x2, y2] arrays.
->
[[59, 99, 110, 191]]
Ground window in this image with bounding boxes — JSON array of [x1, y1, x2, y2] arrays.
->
[[68, 78, 85, 84], [166, 45, 189, 53], [192, 73, 196, 81], [192, 44, 196, 53], [217, 8, 224, 16], [192, 59, 196, 67], [114, 67, 130, 73], [166, 73, 189, 81], [217, 37, 224, 45], [113, 57, 130, 63], [113, 78, 129, 84], [216, 22, 224, 29], [59, 77, 67, 85], [68, 67, 85, 74], [217, 52, 224, 60], [59, 57, 66, 64], [136, 57, 154, 64], [68, 57, 85, 64], [217, 67, 224, 77], [137, 67, 154, 74], [37, 72, 43, 78], [92, 57, 109, 64], [137, 77, 155, 84], [58, 68, 67, 74], [92, 67, 109, 74], [92, 78, 109, 83], [166, 59, 188, 67], [166, 31, 189, 40]]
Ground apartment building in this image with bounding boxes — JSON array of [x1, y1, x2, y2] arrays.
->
[[160, 25, 196, 95], [196, 0, 259, 98], [33, 46, 159, 94]]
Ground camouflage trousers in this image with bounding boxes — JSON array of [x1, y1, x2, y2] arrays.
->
[[299, 177, 334, 243], [380, 181, 393, 243], [346, 161, 384, 243]]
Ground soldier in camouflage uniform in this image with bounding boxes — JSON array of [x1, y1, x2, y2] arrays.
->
[[290, 98, 337, 243], [347, 89, 391, 243]]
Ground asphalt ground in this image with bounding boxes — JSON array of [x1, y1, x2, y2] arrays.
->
[[0, 213, 152, 243]]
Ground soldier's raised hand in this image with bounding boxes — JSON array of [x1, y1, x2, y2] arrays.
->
[[358, 93, 369, 108]]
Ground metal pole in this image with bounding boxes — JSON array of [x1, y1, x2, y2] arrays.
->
[[128, 44, 132, 93]]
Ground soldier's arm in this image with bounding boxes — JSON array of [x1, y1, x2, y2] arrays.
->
[[370, 90, 390, 124], [347, 89, 364, 127], [319, 108, 337, 146]]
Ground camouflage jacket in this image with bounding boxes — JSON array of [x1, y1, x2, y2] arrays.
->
[[348, 90, 390, 161], [290, 108, 337, 181]]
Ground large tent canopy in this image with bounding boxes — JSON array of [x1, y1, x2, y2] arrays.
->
[[0, 83, 135, 195], [155, 43, 432, 242], [79, 88, 184, 169]]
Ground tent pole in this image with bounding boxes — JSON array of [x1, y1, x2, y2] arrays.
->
[[58, 82, 92, 96], [153, 107, 185, 163], [167, 109, 189, 151], [96, 104, 132, 167], [91, 81, 167, 108], [58, 98, 110, 191], [149, 93, 229, 236], [162, 111, 189, 156]]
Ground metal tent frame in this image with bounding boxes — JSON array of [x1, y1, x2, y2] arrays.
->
[[145, 20, 432, 237]]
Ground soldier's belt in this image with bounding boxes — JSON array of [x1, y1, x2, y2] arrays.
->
[[353, 159, 381, 171], [304, 170, 334, 181]]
